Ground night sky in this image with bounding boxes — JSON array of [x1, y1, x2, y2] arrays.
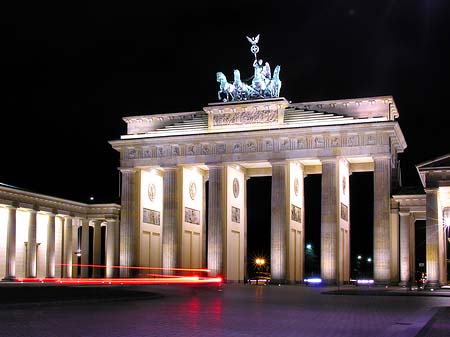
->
[[1, 2, 449, 268]]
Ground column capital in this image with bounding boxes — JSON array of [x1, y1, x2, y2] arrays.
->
[[206, 162, 225, 169], [424, 187, 439, 194], [28, 207, 38, 214], [119, 167, 139, 174], [269, 159, 287, 166], [398, 211, 411, 217], [4, 203, 18, 210], [320, 157, 338, 164]]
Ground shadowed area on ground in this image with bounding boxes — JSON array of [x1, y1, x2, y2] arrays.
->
[[0, 284, 162, 305]]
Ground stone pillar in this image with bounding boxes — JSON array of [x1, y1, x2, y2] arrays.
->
[[425, 188, 441, 287], [46, 213, 56, 278], [93, 220, 102, 277], [106, 219, 117, 278], [63, 217, 73, 278], [321, 159, 338, 283], [271, 161, 288, 283], [81, 218, 90, 278], [202, 173, 208, 269], [399, 212, 411, 285], [162, 167, 179, 272], [373, 156, 391, 284], [26, 209, 38, 278], [3, 206, 17, 281], [120, 169, 139, 277], [207, 164, 225, 277]]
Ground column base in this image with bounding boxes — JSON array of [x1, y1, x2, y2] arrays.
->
[[2, 276, 17, 282], [425, 281, 441, 290], [270, 279, 287, 285]]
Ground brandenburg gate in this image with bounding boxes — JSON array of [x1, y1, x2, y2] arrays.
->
[[109, 95, 407, 284]]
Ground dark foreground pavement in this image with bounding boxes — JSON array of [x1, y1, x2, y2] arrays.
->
[[0, 283, 449, 336]]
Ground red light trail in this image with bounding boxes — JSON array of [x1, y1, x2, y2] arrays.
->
[[16, 264, 222, 285]]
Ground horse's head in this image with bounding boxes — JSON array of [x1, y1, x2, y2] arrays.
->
[[216, 72, 226, 83], [273, 65, 281, 80], [233, 69, 241, 81]]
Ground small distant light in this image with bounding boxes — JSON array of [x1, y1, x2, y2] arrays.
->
[[367, 257, 372, 262], [357, 279, 374, 285], [357, 255, 362, 260], [304, 278, 322, 284], [89, 197, 94, 201], [306, 244, 312, 250]]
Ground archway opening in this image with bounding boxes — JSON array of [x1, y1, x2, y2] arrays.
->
[[350, 172, 374, 280], [304, 174, 321, 278], [246, 176, 271, 281], [415, 220, 426, 276]]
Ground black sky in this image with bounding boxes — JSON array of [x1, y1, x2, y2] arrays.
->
[[1, 1, 450, 206]]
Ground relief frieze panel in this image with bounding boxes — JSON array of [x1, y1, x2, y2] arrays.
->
[[245, 140, 257, 152], [216, 143, 226, 154], [123, 130, 387, 163], [263, 139, 274, 152], [279, 138, 290, 151], [313, 136, 324, 148], [212, 109, 278, 126], [232, 143, 242, 153]]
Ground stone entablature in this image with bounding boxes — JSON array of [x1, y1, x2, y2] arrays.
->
[[204, 98, 288, 130], [293, 96, 398, 120], [123, 111, 202, 135], [121, 96, 399, 138], [111, 122, 405, 168], [392, 194, 426, 218], [0, 184, 120, 219]]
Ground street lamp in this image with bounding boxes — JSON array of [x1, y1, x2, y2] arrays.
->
[[255, 258, 265, 268]]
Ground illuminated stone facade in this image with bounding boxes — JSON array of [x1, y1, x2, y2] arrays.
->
[[110, 96, 408, 284], [5, 97, 447, 286], [0, 184, 120, 280]]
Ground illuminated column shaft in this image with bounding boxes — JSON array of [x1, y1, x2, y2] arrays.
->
[[373, 157, 391, 283], [4, 206, 17, 280], [120, 169, 138, 277], [162, 167, 179, 271], [63, 217, 73, 278], [271, 161, 287, 283], [26, 209, 37, 278], [321, 160, 338, 283], [81, 218, 90, 277], [46, 213, 56, 278], [399, 212, 411, 285], [207, 165, 225, 277], [106, 219, 117, 278], [425, 188, 441, 286], [93, 220, 102, 277]]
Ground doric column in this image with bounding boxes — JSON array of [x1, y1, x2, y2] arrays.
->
[[81, 218, 90, 278], [207, 164, 225, 277], [3, 206, 17, 281], [26, 209, 38, 278], [373, 156, 391, 283], [63, 217, 73, 278], [120, 168, 139, 277], [425, 188, 441, 287], [271, 161, 288, 283], [162, 167, 179, 271], [46, 213, 56, 278], [321, 159, 338, 283], [106, 219, 118, 278], [399, 211, 411, 285], [93, 220, 102, 277]]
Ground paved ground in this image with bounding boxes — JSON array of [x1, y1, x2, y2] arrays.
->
[[0, 283, 449, 336]]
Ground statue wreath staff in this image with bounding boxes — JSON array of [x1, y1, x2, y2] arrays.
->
[[246, 34, 260, 60]]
